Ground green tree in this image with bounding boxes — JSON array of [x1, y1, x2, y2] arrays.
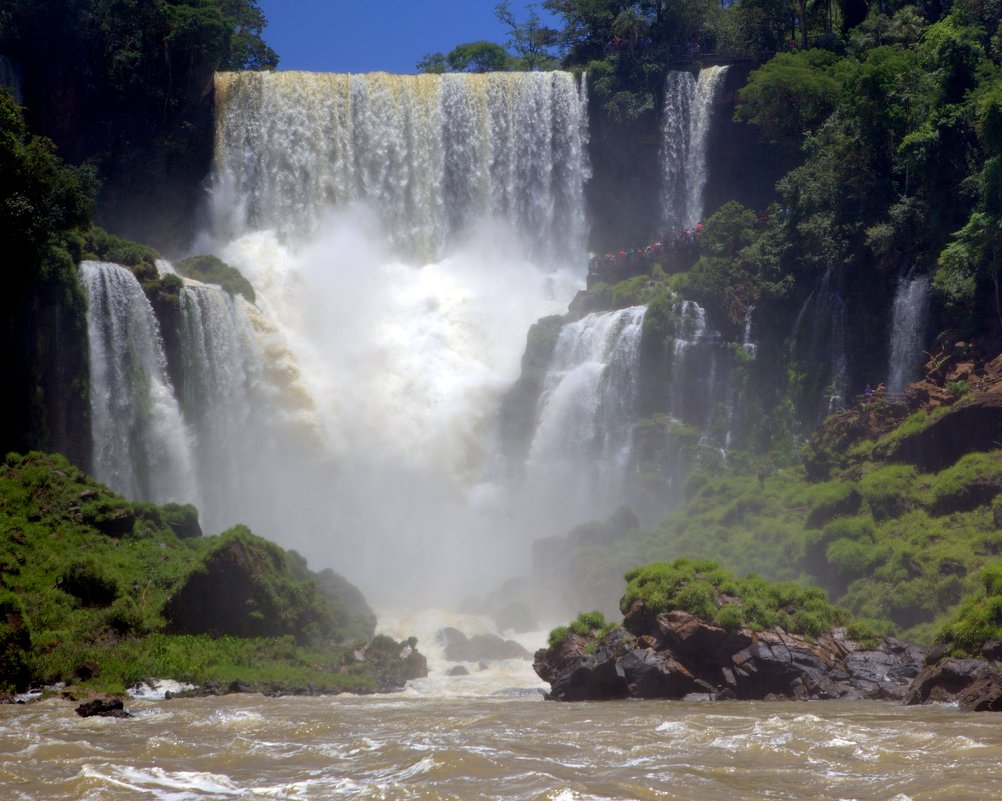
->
[[418, 41, 512, 73], [736, 50, 842, 148], [0, 90, 95, 459], [496, 1, 560, 69], [0, 0, 278, 250]]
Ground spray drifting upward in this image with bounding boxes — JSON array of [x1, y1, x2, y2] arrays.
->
[[192, 71, 594, 606], [660, 66, 729, 233], [212, 70, 589, 264]]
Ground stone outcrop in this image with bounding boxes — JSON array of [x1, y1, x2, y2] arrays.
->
[[903, 656, 1002, 711], [437, 628, 530, 662], [887, 390, 1002, 472], [534, 604, 926, 702], [75, 697, 130, 718]]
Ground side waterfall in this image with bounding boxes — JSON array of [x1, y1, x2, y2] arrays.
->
[[791, 267, 849, 416], [668, 300, 736, 452], [660, 66, 729, 233], [887, 273, 931, 394], [81, 261, 197, 504], [522, 306, 646, 525]]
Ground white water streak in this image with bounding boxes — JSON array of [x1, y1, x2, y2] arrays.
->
[[887, 274, 930, 394], [81, 261, 198, 505], [524, 306, 646, 525], [660, 66, 729, 232]]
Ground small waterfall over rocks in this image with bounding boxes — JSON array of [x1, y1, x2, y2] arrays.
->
[[791, 267, 849, 417], [521, 306, 646, 526], [660, 66, 729, 233], [887, 273, 931, 395], [667, 300, 737, 460], [81, 261, 198, 505]]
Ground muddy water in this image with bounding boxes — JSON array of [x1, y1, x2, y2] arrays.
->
[[3, 613, 1000, 800], [3, 690, 1002, 800]]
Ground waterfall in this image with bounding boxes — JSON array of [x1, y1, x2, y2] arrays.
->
[[667, 300, 735, 448], [660, 66, 729, 233], [81, 261, 197, 505], [887, 273, 930, 395], [0, 56, 23, 105], [178, 284, 258, 534], [791, 267, 848, 417], [189, 70, 592, 605], [212, 70, 589, 263], [522, 306, 646, 525]]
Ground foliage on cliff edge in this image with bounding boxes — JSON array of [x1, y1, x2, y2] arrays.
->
[[0, 451, 383, 695]]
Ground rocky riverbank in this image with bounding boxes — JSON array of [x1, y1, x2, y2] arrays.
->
[[534, 599, 1002, 710]]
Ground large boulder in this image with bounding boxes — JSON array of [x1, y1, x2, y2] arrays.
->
[[441, 630, 530, 662], [903, 657, 1002, 711], [535, 604, 926, 702], [164, 526, 338, 644], [886, 391, 1002, 472]]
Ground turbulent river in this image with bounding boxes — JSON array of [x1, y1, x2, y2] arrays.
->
[[4, 611, 1001, 801], [4, 694, 1001, 800]]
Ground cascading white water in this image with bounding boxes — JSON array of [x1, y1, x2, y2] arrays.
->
[[660, 66, 729, 233], [81, 261, 198, 505], [522, 306, 646, 526], [887, 273, 930, 394], [212, 71, 588, 263], [667, 300, 734, 448], [191, 70, 591, 605]]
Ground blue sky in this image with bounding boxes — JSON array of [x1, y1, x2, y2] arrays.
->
[[257, 1, 558, 74]]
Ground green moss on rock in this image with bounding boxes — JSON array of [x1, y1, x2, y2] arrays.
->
[[176, 254, 256, 303]]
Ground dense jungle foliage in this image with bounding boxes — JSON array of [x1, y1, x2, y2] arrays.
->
[[0, 0, 277, 249], [0, 451, 388, 695]]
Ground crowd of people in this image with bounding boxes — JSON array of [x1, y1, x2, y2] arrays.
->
[[589, 223, 703, 273]]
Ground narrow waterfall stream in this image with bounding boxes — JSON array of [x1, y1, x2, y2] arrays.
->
[[887, 273, 931, 394]]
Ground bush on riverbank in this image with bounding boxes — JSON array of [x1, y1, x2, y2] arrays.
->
[[0, 451, 396, 695]]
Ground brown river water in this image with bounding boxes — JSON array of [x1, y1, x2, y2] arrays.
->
[[3, 613, 1002, 800]]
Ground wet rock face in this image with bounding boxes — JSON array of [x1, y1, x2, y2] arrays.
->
[[437, 629, 530, 662], [75, 697, 130, 718], [903, 657, 1002, 711], [534, 606, 927, 703], [889, 393, 1002, 472]]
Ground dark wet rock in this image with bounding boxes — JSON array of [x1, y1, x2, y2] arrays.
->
[[887, 392, 1002, 472], [493, 602, 539, 634], [535, 605, 926, 703], [228, 679, 252, 693], [443, 632, 530, 662], [447, 665, 469, 677], [73, 661, 100, 681], [903, 657, 1002, 710], [436, 627, 467, 647], [75, 697, 130, 718]]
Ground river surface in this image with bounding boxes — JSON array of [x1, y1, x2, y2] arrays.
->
[[4, 686, 1002, 799], [3, 611, 1002, 801]]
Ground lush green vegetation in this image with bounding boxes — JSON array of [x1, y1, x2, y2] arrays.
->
[[0, 451, 390, 695], [546, 558, 889, 649], [620, 558, 852, 637], [0, 0, 277, 250], [0, 89, 94, 464], [938, 563, 1002, 656], [176, 254, 256, 303]]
